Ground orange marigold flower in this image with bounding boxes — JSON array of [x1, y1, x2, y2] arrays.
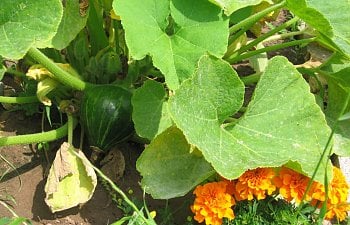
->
[[234, 168, 276, 201], [311, 166, 349, 204], [310, 181, 326, 203], [273, 167, 311, 203], [325, 202, 350, 222], [328, 166, 349, 205], [191, 181, 235, 225], [221, 179, 236, 196], [326, 166, 350, 222]]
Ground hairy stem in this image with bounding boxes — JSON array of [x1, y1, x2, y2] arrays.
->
[[233, 16, 300, 57], [0, 96, 39, 104], [27, 48, 89, 91], [263, 29, 306, 43], [241, 72, 262, 85], [229, 0, 287, 35], [67, 114, 74, 145], [0, 119, 77, 146], [227, 38, 316, 64], [5, 68, 26, 78]]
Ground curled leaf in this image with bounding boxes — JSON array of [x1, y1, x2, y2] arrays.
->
[[45, 142, 97, 213]]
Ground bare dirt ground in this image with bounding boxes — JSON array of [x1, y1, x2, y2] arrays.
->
[[0, 110, 192, 225]]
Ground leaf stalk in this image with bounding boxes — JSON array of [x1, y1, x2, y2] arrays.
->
[[229, 0, 287, 35], [27, 48, 90, 91], [0, 96, 39, 104], [227, 37, 316, 64], [232, 16, 300, 57], [0, 119, 77, 146]]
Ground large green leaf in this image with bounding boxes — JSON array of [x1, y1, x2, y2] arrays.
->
[[137, 126, 215, 199], [170, 56, 331, 181], [321, 53, 350, 74], [132, 80, 173, 140], [51, 0, 89, 50], [0, 0, 63, 59], [208, 0, 272, 16], [287, 0, 350, 57], [113, 0, 229, 90], [323, 68, 350, 156]]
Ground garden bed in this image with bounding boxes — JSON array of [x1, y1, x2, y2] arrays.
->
[[1, 1, 350, 224], [0, 110, 192, 225]]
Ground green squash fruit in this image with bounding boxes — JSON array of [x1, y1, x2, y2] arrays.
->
[[80, 85, 133, 151]]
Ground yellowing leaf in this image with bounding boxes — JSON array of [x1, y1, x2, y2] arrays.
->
[[45, 142, 97, 213]]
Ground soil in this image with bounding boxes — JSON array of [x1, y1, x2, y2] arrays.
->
[[0, 110, 193, 225]]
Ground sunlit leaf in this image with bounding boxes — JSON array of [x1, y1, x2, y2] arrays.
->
[[132, 80, 173, 140], [208, 0, 272, 16], [0, 0, 63, 59], [113, 0, 229, 90], [170, 55, 332, 181], [51, 0, 89, 50], [137, 126, 215, 199], [323, 67, 350, 156]]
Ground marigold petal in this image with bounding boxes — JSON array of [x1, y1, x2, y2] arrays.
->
[[191, 181, 236, 224]]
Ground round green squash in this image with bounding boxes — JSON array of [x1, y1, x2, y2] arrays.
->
[[80, 85, 134, 151]]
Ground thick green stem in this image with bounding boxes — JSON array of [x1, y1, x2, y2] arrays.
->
[[227, 38, 316, 64], [5, 68, 26, 78], [241, 73, 262, 85], [234, 16, 300, 57], [229, 0, 287, 35], [0, 96, 39, 104], [27, 48, 89, 91], [263, 30, 306, 43], [67, 114, 74, 145], [0, 119, 77, 146], [225, 30, 249, 58]]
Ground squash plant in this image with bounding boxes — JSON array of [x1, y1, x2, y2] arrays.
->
[[0, 0, 350, 215]]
